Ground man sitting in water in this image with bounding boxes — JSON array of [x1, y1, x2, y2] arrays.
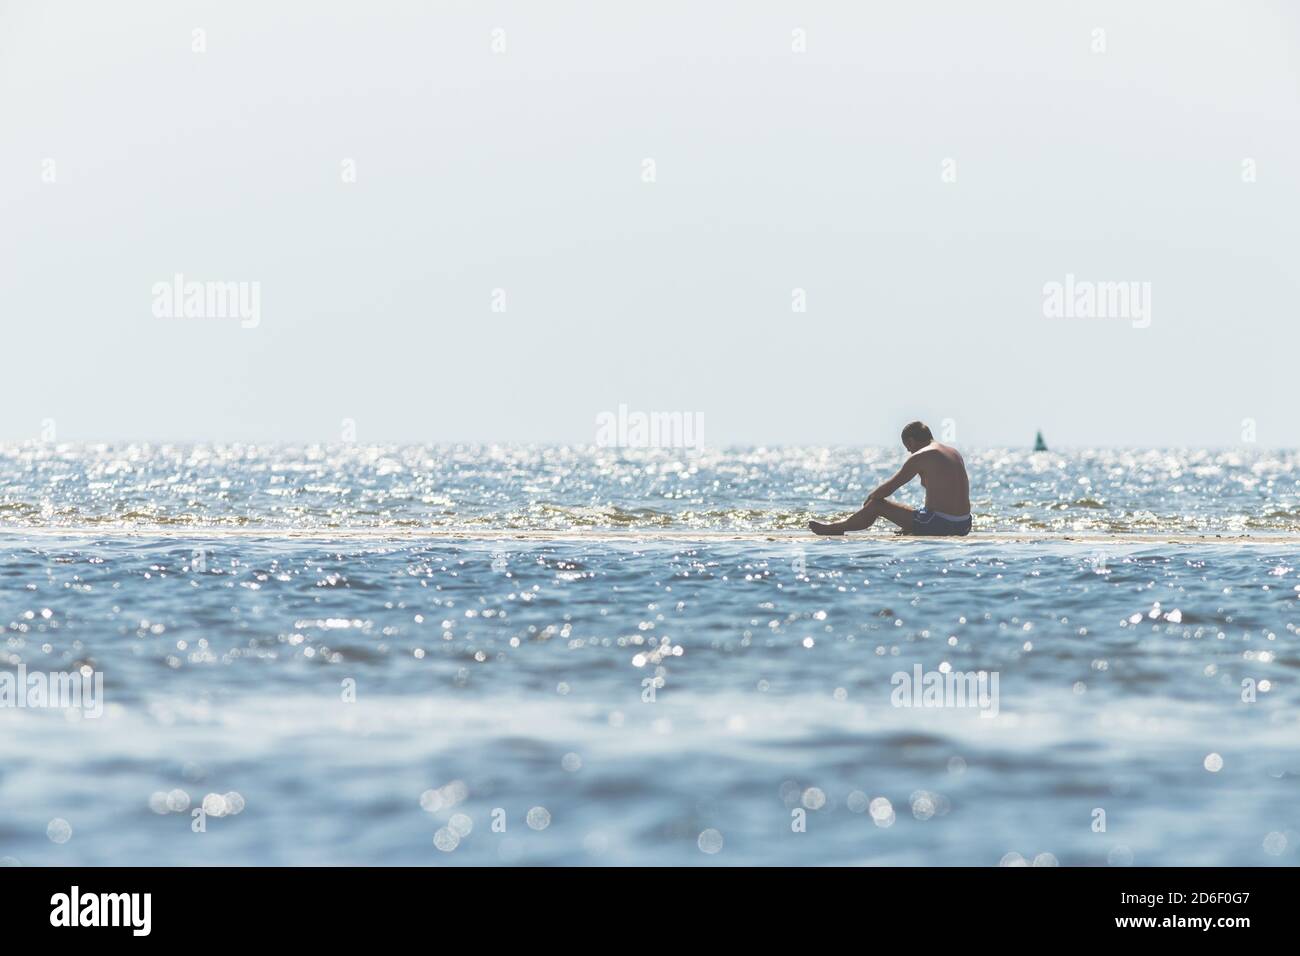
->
[[809, 421, 972, 536]]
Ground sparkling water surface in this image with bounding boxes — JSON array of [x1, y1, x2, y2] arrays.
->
[[5, 443, 1300, 533], [1, 446, 1298, 865]]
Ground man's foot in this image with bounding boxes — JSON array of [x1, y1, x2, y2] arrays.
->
[[809, 520, 844, 536]]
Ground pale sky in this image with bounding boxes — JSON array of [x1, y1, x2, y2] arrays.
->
[[2, 1, 1298, 447]]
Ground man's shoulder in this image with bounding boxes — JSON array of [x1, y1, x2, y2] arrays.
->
[[906, 445, 940, 469], [935, 444, 968, 472], [917, 443, 963, 466]]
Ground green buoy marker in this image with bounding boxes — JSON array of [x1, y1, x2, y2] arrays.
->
[[1033, 430, 1048, 452]]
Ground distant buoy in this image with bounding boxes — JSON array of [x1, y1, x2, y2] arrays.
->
[[1033, 431, 1048, 452]]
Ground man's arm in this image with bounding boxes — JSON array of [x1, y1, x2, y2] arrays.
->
[[808, 452, 925, 536], [866, 452, 923, 503]]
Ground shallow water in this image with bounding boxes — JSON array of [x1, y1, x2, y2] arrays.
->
[[1, 447, 1298, 865]]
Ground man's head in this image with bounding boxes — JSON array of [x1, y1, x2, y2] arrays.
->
[[901, 421, 934, 452]]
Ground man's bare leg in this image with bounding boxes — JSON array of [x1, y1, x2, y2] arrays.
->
[[810, 498, 916, 536]]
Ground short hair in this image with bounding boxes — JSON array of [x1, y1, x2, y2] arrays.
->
[[901, 421, 933, 446]]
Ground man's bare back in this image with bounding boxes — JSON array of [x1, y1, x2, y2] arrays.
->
[[912, 442, 971, 516], [809, 421, 972, 536]]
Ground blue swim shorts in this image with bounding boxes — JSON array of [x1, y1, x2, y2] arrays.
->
[[911, 508, 972, 537]]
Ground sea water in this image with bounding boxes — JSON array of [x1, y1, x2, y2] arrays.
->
[[1, 445, 1297, 865]]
